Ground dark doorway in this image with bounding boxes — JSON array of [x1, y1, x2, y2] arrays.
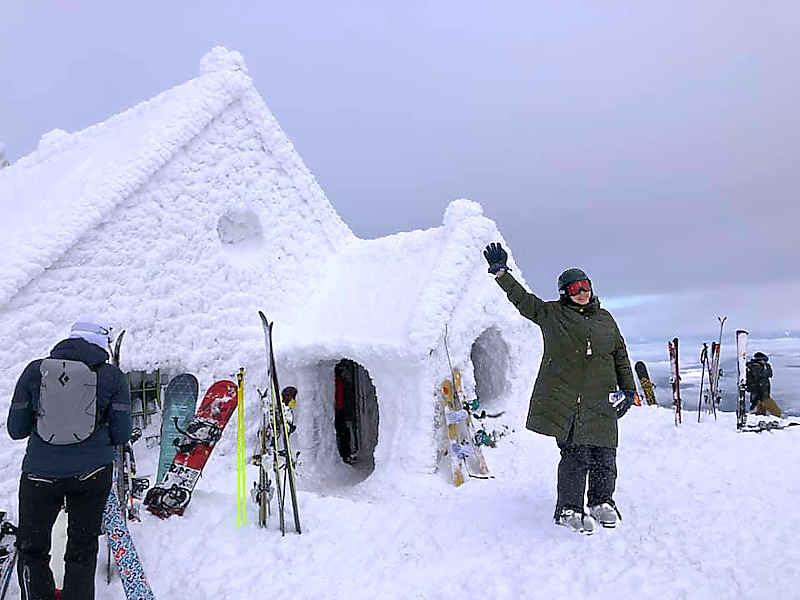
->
[[334, 359, 379, 471]]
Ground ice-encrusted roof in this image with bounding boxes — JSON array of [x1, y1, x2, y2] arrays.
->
[[288, 199, 517, 361], [0, 47, 351, 309]]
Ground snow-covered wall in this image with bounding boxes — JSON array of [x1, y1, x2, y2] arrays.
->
[[0, 94, 354, 502]]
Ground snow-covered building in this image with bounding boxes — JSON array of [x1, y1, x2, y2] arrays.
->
[[0, 48, 538, 493]]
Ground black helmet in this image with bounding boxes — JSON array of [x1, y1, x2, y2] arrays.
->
[[753, 352, 768, 363], [558, 268, 590, 295]]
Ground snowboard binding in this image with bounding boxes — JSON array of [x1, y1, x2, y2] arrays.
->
[[131, 477, 151, 499], [172, 417, 223, 454], [144, 484, 191, 516]]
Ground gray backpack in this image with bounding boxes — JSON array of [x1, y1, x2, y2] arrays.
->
[[37, 358, 99, 445]]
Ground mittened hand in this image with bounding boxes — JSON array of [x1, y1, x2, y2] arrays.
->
[[483, 242, 510, 274], [610, 390, 636, 419]]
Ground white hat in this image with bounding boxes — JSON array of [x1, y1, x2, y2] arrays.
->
[[69, 315, 114, 349]]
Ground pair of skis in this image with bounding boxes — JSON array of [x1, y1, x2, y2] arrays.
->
[[697, 317, 726, 422], [256, 312, 301, 535]]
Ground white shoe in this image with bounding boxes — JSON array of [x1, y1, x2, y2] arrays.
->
[[589, 502, 619, 528], [555, 508, 596, 535]]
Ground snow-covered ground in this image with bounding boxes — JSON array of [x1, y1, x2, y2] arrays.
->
[[21, 403, 792, 599]]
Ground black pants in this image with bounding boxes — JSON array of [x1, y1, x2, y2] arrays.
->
[[17, 465, 112, 600], [555, 440, 617, 518], [750, 390, 768, 410]]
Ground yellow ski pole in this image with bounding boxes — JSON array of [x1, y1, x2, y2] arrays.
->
[[236, 368, 247, 527]]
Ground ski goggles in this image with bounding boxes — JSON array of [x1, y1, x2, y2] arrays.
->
[[565, 279, 592, 296]]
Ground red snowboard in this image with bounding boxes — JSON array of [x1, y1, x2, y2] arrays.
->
[[144, 380, 238, 517]]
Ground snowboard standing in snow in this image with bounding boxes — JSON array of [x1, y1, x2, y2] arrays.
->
[[634, 361, 657, 406], [258, 312, 301, 535], [440, 379, 467, 487], [668, 338, 681, 425], [439, 325, 490, 484], [156, 374, 199, 483], [0, 513, 18, 600], [736, 330, 749, 430], [452, 368, 490, 476], [144, 380, 238, 518]]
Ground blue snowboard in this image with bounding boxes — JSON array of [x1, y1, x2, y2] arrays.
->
[[157, 374, 199, 483], [103, 492, 154, 599]]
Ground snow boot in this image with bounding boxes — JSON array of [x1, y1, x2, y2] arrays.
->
[[555, 508, 596, 535], [589, 502, 621, 528]]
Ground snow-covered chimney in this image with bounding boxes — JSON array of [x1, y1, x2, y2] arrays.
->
[[443, 198, 484, 230], [199, 47, 249, 76]]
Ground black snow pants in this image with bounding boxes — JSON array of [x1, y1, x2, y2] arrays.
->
[[554, 439, 617, 518], [17, 464, 112, 600]]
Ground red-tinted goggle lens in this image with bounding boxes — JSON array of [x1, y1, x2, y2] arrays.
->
[[566, 279, 591, 295]]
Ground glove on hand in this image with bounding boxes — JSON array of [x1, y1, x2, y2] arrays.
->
[[610, 390, 636, 419], [483, 242, 511, 275]]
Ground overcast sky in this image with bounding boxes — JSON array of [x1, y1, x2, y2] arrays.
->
[[2, 1, 798, 337]]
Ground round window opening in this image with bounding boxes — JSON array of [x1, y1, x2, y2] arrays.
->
[[217, 208, 264, 247]]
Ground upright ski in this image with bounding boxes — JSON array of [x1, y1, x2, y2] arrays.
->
[[736, 329, 749, 430], [103, 490, 155, 599], [258, 312, 301, 535], [697, 343, 709, 422], [668, 338, 681, 425]]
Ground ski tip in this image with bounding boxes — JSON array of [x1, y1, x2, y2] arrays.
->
[[736, 329, 749, 335]]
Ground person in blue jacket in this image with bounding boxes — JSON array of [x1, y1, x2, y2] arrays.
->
[[7, 316, 131, 600]]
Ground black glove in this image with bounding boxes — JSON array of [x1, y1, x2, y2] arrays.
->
[[483, 242, 511, 275], [611, 390, 636, 419]]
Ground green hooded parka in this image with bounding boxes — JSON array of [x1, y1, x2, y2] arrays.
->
[[496, 272, 635, 448]]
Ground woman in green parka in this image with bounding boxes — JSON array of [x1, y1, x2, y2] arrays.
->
[[484, 242, 637, 535]]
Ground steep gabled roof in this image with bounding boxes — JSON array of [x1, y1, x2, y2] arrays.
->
[[0, 47, 351, 309]]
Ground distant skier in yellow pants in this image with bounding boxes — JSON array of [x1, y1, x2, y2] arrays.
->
[[746, 352, 782, 417]]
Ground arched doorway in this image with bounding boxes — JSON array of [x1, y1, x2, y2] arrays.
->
[[470, 328, 510, 412], [334, 359, 379, 473]]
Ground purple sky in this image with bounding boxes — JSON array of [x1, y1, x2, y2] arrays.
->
[[2, 1, 798, 337]]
